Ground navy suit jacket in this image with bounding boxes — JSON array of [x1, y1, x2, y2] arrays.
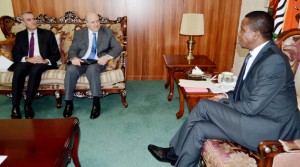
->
[[9, 28, 60, 70], [220, 41, 300, 150]]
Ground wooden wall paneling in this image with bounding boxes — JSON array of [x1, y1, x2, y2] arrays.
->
[[10, 0, 242, 80]]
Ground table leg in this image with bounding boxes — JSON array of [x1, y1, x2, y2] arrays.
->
[[72, 124, 81, 167], [164, 67, 170, 89], [176, 85, 185, 119], [167, 68, 174, 101]]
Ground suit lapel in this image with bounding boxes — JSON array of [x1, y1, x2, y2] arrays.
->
[[97, 28, 104, 54], [37, 28, 44, 57], [22, 30, 30, 53], [245, 40, 274, 79]]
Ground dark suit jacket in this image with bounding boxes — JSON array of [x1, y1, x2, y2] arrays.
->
[[9, 28, 60, 70], [220, 41, 300, 150], [68, 27, 122, 60]]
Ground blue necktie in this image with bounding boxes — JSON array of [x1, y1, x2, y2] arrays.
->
[[87, 32, 97, 60], [233, 53, 252, 101]]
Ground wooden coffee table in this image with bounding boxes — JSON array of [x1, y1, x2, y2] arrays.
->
[[0, 117, 80, 166], [163, 54, 217, 101]]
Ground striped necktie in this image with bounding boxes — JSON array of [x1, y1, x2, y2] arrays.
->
[[233, 53, 252, 101]]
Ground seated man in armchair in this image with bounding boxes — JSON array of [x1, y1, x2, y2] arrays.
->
[[147, 11, 300, 167], [63, 12, 122, 119]]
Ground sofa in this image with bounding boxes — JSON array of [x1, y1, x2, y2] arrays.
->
[[0, 11, 128, 108], [200, 29, 300, 167]]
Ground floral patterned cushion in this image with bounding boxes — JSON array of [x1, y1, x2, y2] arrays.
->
[[201, 139, 259, 167], [281, 35, 300, 74]]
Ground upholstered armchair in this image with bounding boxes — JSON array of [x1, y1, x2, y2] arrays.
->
[[200, 29, 300, 167]]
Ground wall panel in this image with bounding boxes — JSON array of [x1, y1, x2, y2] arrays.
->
[[11, 0, 242, 80]]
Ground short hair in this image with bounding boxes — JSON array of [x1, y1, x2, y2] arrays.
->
[[20, 11, 34, 21], [245, 11, 274, 40]]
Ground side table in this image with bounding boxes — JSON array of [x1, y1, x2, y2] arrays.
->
[[174, 71, 215, 119], [0, 117, 81, 167], [163, 54, 217, 101]]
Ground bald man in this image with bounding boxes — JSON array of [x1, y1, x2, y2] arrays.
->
[[64, 12, 122, 119]]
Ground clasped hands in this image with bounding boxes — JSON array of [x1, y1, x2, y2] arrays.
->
[[26, 56, 49, 64], [70, 56, 111, 66]]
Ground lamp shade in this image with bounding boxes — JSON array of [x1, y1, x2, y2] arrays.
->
[[180, 13, 204, 36]]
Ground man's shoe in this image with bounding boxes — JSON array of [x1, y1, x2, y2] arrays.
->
[[11, 107, 22, 119], [24, 105, 35, 119], [90, 105, 100, 119], [63, 104, 74, 118], [148, 144, 177, 166]]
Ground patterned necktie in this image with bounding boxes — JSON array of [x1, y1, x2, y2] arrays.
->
[[87, 32, 97, 60], [29, 32, 34, 58], [233, 53, 252, 101]]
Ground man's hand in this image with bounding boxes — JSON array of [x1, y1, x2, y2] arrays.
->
[[26, 56, 49, 64], [97, 56, 111, 65], [208, 93, 227, 102], [70, 57, 83, 66]]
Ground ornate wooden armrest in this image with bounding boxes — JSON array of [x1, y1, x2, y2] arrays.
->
[[257, 139, 300, 167]]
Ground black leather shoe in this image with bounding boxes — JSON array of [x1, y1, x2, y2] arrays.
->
[[63, 104, 74, 118], [90, 105, 100, 119], [148, 144, 177, 166], [11, 107, 22, 119], [24, 105, 35, 119]]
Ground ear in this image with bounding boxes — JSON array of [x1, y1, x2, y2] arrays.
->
[[253, 30, 261, 40]]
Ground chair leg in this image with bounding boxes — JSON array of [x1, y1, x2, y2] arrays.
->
[[55, 90, 62, 108], [120, 90, 128, 108]]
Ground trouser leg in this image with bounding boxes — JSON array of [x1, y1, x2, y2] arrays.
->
[[170, 99, 247, 166], [25, 64, 51, 106], [12, 63, 30, 107], [64, 65, 86, 100], [174, 122, 232, 167], [85, 64, 105, 97]]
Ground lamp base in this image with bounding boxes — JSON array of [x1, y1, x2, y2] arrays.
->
[[186, 36, 195, 60]]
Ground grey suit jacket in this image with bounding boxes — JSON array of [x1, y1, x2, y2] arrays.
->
[[68, 27, 122, 60], [220, 41, 300, 149]]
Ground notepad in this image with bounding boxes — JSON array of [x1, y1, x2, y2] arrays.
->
[[0, 155, 7, 164], [184, 87, 208, 93], [0, 56, 13, 72]]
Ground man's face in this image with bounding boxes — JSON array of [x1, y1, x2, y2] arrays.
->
[[86, 14, 100, 32], [238, 18, 256, 50], [22, 13, 37, 31]]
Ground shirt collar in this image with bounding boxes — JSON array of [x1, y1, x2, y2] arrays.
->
[[27, 29, 37, 35], [249, 41, 269, 59], [88, 29, 98, 37]]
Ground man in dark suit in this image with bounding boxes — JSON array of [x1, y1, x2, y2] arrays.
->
[[148, 11, 300, 167], [63, 12, 122, 119], [10, 12, 60, 119]]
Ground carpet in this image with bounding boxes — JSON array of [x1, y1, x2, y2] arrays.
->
[[0, 80, 188, 167]]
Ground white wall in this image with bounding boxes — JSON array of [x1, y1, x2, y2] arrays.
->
[[0, 0, 14, 40]]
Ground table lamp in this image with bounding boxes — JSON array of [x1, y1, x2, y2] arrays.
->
[[180, 13, 204, 60]]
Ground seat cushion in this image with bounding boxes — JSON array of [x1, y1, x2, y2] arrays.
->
[[201, 139, 259, 167], [0, 69, 124, 89]]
